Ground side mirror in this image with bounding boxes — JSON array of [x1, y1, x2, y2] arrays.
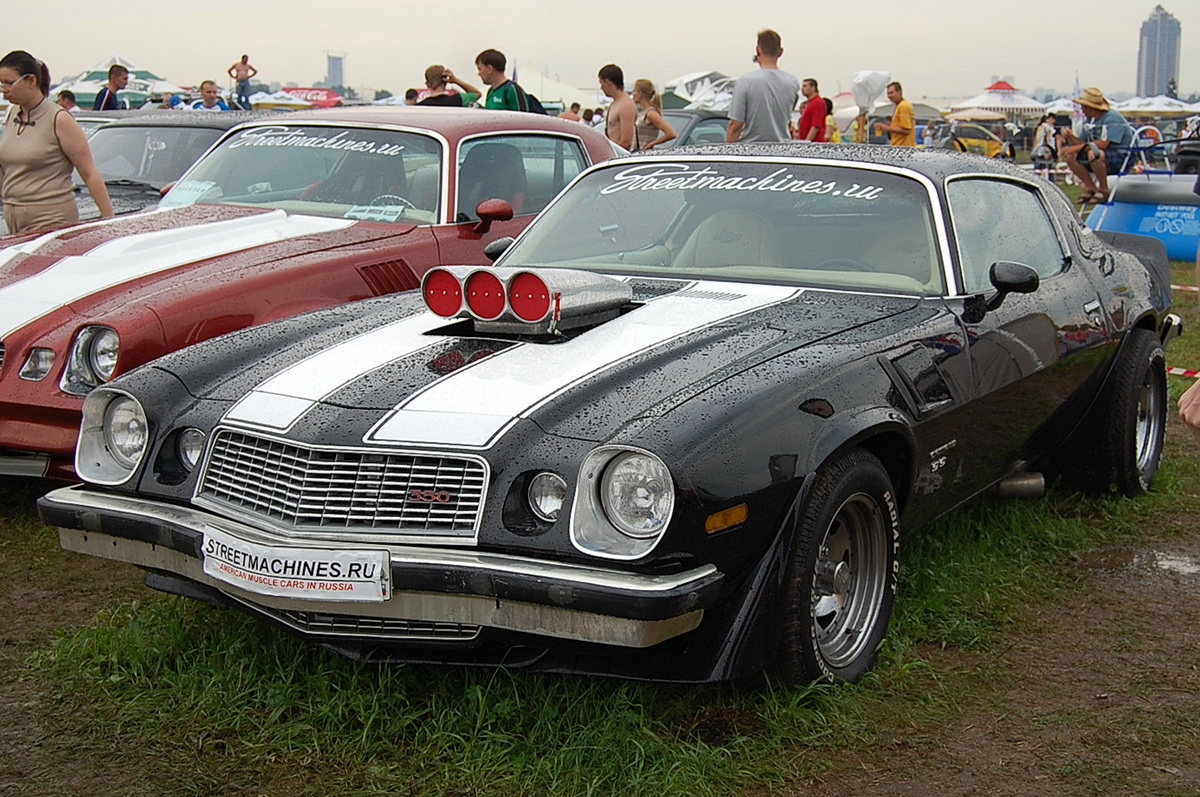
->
[[473, 198, 514, 234], [985, 261, 1040, 311], [483, 237, 515, 262]]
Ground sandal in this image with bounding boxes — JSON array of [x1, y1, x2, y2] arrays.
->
[[1078, 189, 1097, 203], [1087, 191, 1109, 204]]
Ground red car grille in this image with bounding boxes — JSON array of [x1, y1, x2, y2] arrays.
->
[[197, 430, 486, 538]]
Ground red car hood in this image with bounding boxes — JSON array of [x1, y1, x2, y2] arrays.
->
[[0, 205, 418, 338]]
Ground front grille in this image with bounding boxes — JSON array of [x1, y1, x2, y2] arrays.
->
[[0, 342, 5, 371], [263, 606, 481, 641], [198, 430, 487, 538]]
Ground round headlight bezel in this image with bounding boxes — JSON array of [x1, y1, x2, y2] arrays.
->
[[103, 395, 148, 469]]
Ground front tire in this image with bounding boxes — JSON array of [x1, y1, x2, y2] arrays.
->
[[779, 449, 899, 684], [1093, 328, 1166, 496]]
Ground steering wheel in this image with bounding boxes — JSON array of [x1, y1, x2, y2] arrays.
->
[[810, 257, 876, 272], [369, 194, 417, 209]]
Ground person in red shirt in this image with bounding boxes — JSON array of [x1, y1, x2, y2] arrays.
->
[[796, 78, 826, 142]]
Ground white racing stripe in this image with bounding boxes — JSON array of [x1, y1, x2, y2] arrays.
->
[[0, 210, 354, 338], [367, 283, 799, 448], [222, 312, 455, 431]]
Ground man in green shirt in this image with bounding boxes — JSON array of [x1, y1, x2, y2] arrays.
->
[[475, 48, 523, 111]]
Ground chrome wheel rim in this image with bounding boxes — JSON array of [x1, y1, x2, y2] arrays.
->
[[1135, 366, 1164, 474], [811, 492, 890, 670]]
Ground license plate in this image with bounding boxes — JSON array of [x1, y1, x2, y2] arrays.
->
[[201, 527, 390, 603]]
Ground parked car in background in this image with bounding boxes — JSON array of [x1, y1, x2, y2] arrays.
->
[[940, 121, 1016, 160], [658, 109, 729, 147], [0, 107, 618, 478], [42, 144, 1177, 684], [74, 111, 272, 221]]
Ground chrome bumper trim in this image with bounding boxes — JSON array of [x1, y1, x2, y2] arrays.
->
[[48, 486, 713, 648]]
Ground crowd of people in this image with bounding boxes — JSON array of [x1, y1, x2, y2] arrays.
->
[[0, 37, 1170, 238]]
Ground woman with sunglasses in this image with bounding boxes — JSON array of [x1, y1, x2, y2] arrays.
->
[[0, 50, 111, 234]]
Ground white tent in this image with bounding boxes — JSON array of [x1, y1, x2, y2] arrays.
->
[[52, 53, 184, 108], [663, 70, 730, 107], [950, 81, 1046, 118], [1114, 95, 1197, 118], [511, 65, 599, 111], [1044, 97, 1077, 115]]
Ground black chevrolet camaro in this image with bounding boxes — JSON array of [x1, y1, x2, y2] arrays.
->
[[40, 144, 1179, 684]]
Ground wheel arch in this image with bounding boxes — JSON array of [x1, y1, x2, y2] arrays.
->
[[812, 413, 916, 519]]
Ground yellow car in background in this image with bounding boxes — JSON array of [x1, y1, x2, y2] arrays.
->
[[941, 122, 1015, 160]]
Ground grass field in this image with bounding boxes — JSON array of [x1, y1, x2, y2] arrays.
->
[[4, 229, 1199, 795]]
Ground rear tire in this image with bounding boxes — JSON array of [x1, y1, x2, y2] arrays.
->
[[779, 449, 899, 684], [1093, 328, 1166, 496]]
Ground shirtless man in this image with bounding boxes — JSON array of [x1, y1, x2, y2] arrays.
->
[[227, 54, 257, 109], [598, 64, 635, 150]]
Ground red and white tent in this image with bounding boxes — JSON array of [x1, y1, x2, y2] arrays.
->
[[950, 81, 1046, 119]]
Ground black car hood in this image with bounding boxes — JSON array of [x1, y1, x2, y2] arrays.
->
[[164, 277, 920, 447]]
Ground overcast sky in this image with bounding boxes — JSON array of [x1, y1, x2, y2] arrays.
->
[[27, 1, 1197, 103]]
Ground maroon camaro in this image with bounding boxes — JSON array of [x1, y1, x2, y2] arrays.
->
[[0, 107, 619, 478]]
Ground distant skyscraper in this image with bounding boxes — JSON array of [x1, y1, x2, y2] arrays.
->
[[326, 54, 345, 88], [1137, 5, 1180, 97]]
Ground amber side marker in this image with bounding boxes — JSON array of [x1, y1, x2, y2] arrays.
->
[[705, 504, 748, 534]]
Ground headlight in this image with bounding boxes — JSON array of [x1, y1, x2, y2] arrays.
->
[[571, 447, 675, 560], [76, 389, 148, 485], [600, 452, 674, 537], [60, 326, 121, 396], [104, 396, 148, 468], [528, 471, 567, 521], [177, 428, 207, 472]]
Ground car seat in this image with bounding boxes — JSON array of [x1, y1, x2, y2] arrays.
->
[[303, 152, 408, 204], [674, 209, 783, 269], [457, 142, 527, 221]]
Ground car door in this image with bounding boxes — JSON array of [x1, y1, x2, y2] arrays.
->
[[943, 176, 1112, 489], [434, 133, 591, 265]]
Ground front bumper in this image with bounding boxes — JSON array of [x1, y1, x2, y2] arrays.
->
[[40, 486, 723, 649]]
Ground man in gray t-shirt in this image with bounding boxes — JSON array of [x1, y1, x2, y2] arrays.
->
[[726, 29, 800, 143]]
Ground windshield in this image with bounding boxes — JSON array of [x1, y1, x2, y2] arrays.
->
[[160, 124, 444, 224], [500, 159, 944, 294], [81, 125, 224, 188]]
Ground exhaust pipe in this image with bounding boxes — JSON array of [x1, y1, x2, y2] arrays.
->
[[992, 472, 1045, 499]]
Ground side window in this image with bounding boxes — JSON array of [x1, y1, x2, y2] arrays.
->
[[456, 135, 589, 222], [947, 178, 1066, 294]]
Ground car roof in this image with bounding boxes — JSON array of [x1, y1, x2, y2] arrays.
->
[[627, 141, 1032, 183], [87, 110, 283, 131], [243, 106, 606, 140]]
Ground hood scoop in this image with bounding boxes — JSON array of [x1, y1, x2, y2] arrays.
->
[[421, 266, 633, 336]]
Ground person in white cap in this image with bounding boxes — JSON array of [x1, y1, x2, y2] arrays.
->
[[1057, 86, 1132, 203]]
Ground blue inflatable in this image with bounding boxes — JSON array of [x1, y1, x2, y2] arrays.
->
[[1085, 143, 1200, 262]]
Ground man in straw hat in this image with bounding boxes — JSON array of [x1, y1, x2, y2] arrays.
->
[[1057, 87, 1132, 203]]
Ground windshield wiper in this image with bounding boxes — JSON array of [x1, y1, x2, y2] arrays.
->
[[103, 178, 161, 189]]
